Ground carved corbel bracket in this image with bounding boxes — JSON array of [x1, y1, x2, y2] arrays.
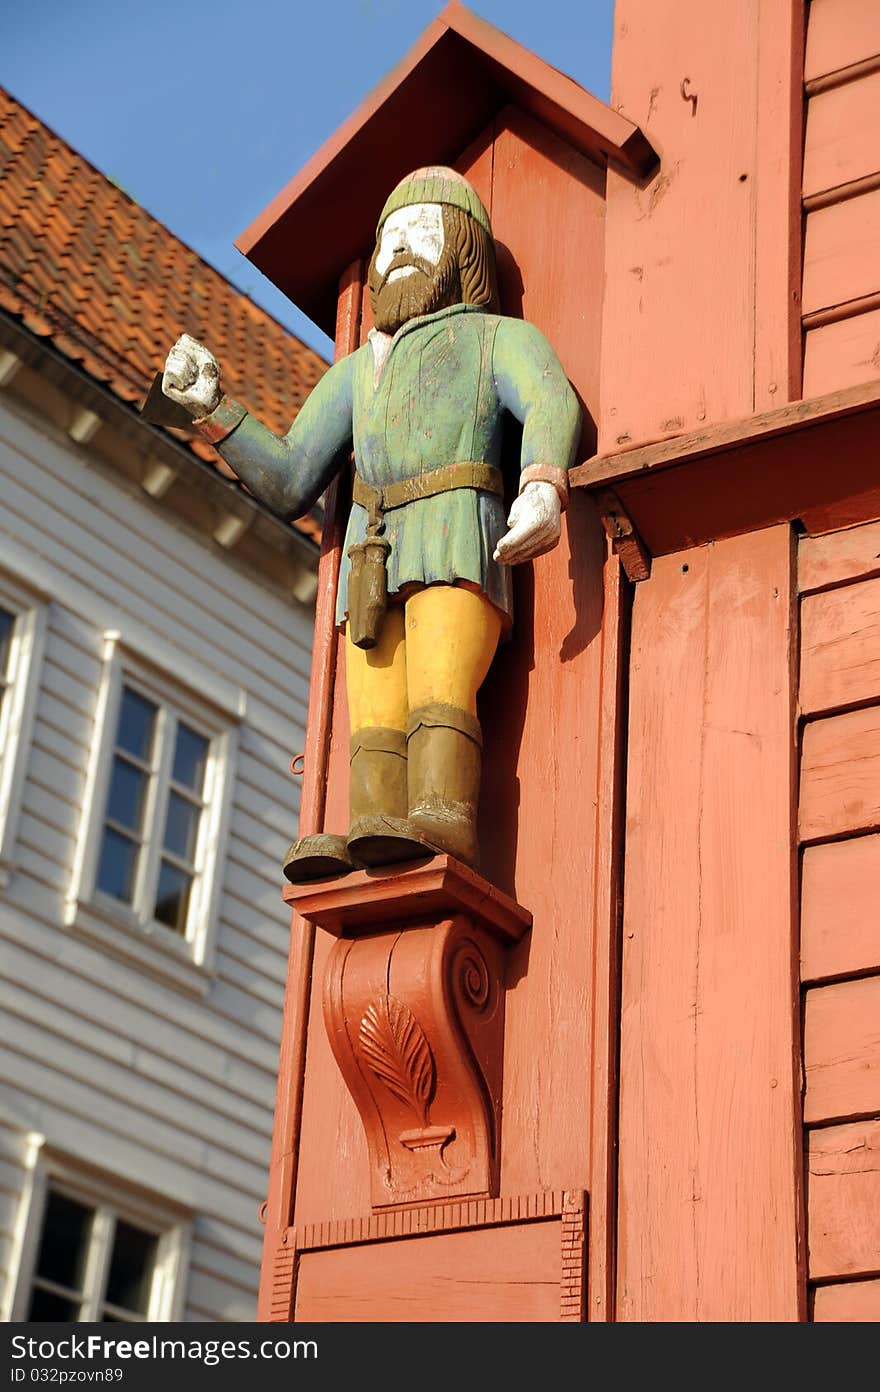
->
[[286, 856, 531, 1209]]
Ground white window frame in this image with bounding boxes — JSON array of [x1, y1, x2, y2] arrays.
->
[[8, 1138, 191, 1322], [0, 571, 47, 887], [65, 631, 238, 997]]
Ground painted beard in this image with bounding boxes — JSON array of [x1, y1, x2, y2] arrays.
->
[[372, 246, 459, 334]]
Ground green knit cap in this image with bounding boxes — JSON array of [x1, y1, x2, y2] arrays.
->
[[376, 165, 492, 238]]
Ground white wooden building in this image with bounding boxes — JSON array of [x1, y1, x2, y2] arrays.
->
[[0, 88, 325, 1321]]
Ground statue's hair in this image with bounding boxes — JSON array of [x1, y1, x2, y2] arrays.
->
[[442, 204, 500, 312], [367, 203, 500, 318]]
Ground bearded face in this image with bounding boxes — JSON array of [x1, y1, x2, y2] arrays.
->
[[368, 203, 461, 334]]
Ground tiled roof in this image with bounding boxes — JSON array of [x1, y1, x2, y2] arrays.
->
[[0, 87, 328, 545]]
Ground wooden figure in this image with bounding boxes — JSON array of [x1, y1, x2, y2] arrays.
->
[[155, 1, 663, 1322], [161, 167, 581, 882]]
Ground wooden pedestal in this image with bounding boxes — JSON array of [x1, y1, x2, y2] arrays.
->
[[287, 856, 531, 1209]]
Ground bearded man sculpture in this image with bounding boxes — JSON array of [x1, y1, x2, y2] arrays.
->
[[162, 167, 582, 882]]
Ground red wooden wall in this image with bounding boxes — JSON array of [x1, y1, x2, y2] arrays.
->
[[799, 519, 880, 1321], [259, 0, 880, 1322], [802, 0, 880, 396]]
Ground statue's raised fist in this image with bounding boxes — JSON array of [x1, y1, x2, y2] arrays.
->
[[162, 333, 222, 420]]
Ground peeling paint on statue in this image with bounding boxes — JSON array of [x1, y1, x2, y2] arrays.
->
[[162, 166, 582, 881]]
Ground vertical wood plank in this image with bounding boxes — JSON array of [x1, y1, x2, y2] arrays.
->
[[258, 262, 362, 1318], [601, 1, 759, 451], [588, 552, 628, 1321], [602, 1, 803, 450], [753, 0, 805, 409], [617, 527, 803, 1321], [484, 108, 607, 1205]]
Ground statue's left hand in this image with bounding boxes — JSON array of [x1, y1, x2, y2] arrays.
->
[[493, 481, 561, 565]]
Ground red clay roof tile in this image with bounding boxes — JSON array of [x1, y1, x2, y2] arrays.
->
[[0, 86, 328, 548]]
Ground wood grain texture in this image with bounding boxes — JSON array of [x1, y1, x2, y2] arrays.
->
[[588, 552, 628, 1321], [295, 1219, 562, 1322], [483, 109, 606, 1203], [801, 835, 880, 982], [799, 520, 880, 597], [803, 308, 880, 398], [803, 72, 880, 201], [616, 527, 802, 1321], [800, 575, 880, 715], [754, 0, 805, 411], [811, 1277, 880, 1321], [804, 0, 880, 85], [601, 1, 757, 450], [601, 0, 803, 449], [575, 385, 880, 560], [800, 705, 880, 841], [804, 976, 880, 1122], [807, 1118, 880, 1279], [802, 188, 880, 316]]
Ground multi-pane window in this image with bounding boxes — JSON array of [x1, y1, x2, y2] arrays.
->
[[11, 1157, 191, 1325], [27, 1188, 160, 1322], [95, 684, 212, 938], [66, 635, 237, 989]]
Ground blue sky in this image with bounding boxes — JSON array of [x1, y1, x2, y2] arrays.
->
[[1, 1, 615, 358]]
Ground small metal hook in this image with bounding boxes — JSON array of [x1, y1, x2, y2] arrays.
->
[[290, 752, 305, 777], [681, 77, 698, 115]]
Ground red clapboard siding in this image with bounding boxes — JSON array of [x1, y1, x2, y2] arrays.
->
[[811, 1278, 880, 1322], [803, 976, 880, 1123], [803, 72, 880, 200], [802, 189, 880, 317], [800, 706, 880, 841], [804, 0, 880, 84], [807, 1118, 880, 1280], [800, 575, 880, 715], [798, 519, 880, 595], [803, 309, 880, 399], [801, 835, 880, 982]]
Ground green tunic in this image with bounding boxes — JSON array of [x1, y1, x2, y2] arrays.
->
[[210, 303, 582, 627]]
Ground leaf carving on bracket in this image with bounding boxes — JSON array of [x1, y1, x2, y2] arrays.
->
[[358, 995, 436, 1127]]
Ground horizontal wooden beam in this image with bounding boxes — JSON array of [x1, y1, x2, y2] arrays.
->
[[570, 379, 880, 557]]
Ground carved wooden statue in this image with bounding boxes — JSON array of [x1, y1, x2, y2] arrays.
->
[[162, 167, 581, 882]]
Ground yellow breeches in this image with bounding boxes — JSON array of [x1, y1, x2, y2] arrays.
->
[[345, 584, 502, 731]]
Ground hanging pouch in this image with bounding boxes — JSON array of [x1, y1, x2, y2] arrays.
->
[[347, 533, 391, 649]]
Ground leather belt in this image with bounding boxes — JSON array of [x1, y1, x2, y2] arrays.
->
[[353, 462, 503, 529]]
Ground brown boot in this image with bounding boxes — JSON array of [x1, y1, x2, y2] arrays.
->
[[283, 832, 356, 884], [406, 703, 482, 868], [345, 726, 430, 868]]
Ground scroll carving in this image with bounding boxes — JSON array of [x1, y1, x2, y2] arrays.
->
[[323, 915, 507, 1207]]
